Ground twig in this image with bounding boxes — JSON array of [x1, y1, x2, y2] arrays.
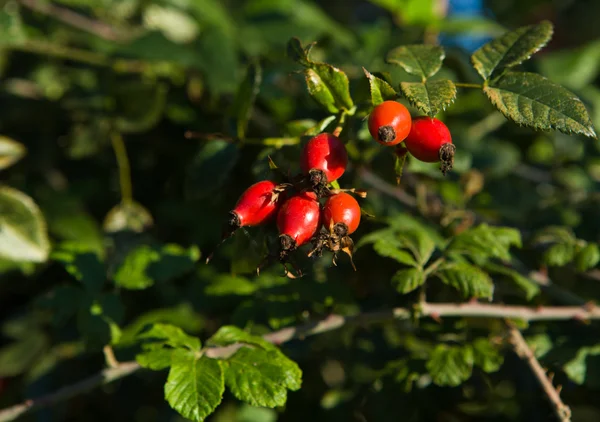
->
[[18, 0, 126, 41], [110, 132, 133, 204], [508, 326, 572, 421], [2, 302, 597, 422]]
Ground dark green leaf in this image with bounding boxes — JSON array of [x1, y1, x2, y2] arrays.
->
[[400, 80, 457, 117], [205, 274, 257, 296], [0, 333, 47, 377], [574, 243, 600, 272], [446, 223, 520, 263], [436, 262, 494, 299], [471, 21, 553, 80], [426, 344, 474, 387], [386, 44, 445, 80], [77, 293, 124, 348], [286, 37, 311, 66], [543, 242, 576, 267], [232, 62, 262, 140], [0, 186, 50, 262], [137, 323, 201, 351], [223, 347, 301, 408], [391, 268, 425, 294], [484, 71, 596, 139], [103, 201, 154, 233], [137, 348, 175, 371], [484, 263, 540, 300], [562, 345, 600, 388], [0, 135, 26, 170], [113, 243, 200, 290], [363, 67, 396, 106], [372, 237, 419, 267], [304, 68, 339, 113], [165, 351, 225, 421], [472, 338, 503, 373], [52, 242, 105, 293], [185, 140, 240, 199]]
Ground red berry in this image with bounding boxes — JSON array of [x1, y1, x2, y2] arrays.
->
[[300, 133, 348, 184], [368, 101, 412, 146], [230, 180, 282, 230], [404, 117, 455, 175], [404, 117, 452, 162], [323, 193, 361, 236], [277, 191, 321, 252]]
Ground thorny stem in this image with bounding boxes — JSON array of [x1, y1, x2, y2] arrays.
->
[[1, 302, 597, 422], [110, 132, 133, 204], [508, 325, 572, 422]]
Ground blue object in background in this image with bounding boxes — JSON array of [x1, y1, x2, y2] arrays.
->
[[440, 0, 494, 53]]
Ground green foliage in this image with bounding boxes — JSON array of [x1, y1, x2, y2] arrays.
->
[[426, 344, 474, 387], [435, 262, 494, 299], [0, 136, 26, 170], [386, 45, 445, 80], [399, 79, 457, 117], [363, 67, 397, 106]]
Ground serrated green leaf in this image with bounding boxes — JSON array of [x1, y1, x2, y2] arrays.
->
[[232, 62, 262, 140], [472, 338, 503, 373], [446, 223, 519, 263], [0, 186, 50, 262], [208, 326, 275, 351], [137, 323, 201, 351], [426, 344, 474, 387], [223, 347, 301, 408], [113, 243, 200, 290], [391, 268, 425, 294], [484, 71, 596, 139], [399, 228, 436, 265], [0, 136, 26, 170], [165, 351, 224, 422], [471, 21, 553, 80], [52, 242, 105, 293], [400, 80, 456, 117], [484, 263, 540, 300], [103, 200, 153, 233], [287, 38, 354, 112], [372, 238, 419, 267], [386, 44, 445, 80], [363, 67, 396, 106], [543, 242, 576, 267], [436, 262, 494, 299], [574, 243, 600, 272], [562, 345, 600, 388]]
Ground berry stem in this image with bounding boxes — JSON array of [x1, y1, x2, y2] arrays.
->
[[110, 131, 133, 205]]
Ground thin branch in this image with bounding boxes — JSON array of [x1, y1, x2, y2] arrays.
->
[[110, 132, 133, 204], [508, 326, 572, 422], [1, 302, 597, 421], [18, 0, 126, 41]]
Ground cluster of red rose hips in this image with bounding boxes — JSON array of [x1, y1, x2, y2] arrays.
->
[[212, 100, 454, 276], [217, 132, 363, 276], [368, 101, 455, 174]]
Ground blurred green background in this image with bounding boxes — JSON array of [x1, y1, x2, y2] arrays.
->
[[2, 0, 600, 421]]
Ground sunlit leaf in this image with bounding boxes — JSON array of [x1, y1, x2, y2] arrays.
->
[[363, 67, 396, 106], [436, 262, 494, 299], [0, 136, 26, 170], [386, 44, 445, 80], [400, 80, 456, 117], [426, 344, 474, 387], [391, 268, 425, 294]]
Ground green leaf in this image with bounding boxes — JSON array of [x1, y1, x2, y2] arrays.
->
[[386, 44, 445, 80], [52, 242, 105, 293], [400, 80, 457, 117], [208, 325, 275, 351], [363, 67, 396, 106], [165, 351, 225, 421], [231, 62, 262, 140], [113, 243, 200, 290], [372, 238, 419, 266], [185, 140, 240, 200], [103, 201, 153, 233], [204, 274, 257, 296], [472, 338, 503, 373], [287, 38, 354, 112], [484, 263, 540, 300], [446, 223, 520, 263], [426, 344, 474, 387], [532, 226, 576, 245], [574, 243, 600, 272], [223, 347, 302, 408], [137, 348, 175, 371], [538, 39, 600, 90], [114, 83, 169, 134], [562, 345, 600, 388], [77, 293, 124, 348], [471, 21, 553, 80], [138, 323, 201, 351], [0, 136, 26, 170], [484, 71, 596, 139], [394, 149, 407, 185], [0, 333, 47, 377], [391, 268, 425, 294], [543, 242, 576, 267], [0, 186, 50, 262], [436, 262, 494, 299], [399, 228, 436, 266]]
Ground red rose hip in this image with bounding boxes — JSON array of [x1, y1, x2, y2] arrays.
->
[[323, 192, 361, 237], [368, 101, 412, 146], [300, 133, 348, 185], [404, 117, 455, 174], [229, 180, 282, 230], [277, 191, 321, 255]]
